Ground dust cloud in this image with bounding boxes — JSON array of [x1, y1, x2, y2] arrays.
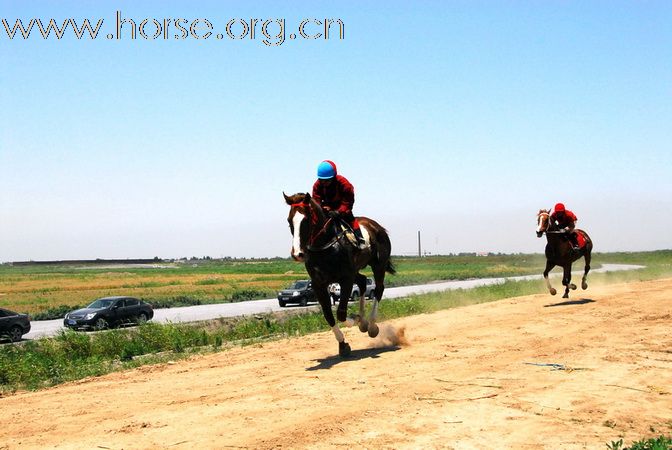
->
[[370, 323, 410, 348]]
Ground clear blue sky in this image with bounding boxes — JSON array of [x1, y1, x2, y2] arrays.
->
[[1, 1, 671, 260]]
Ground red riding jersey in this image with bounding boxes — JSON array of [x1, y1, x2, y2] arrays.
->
[[312, 174, 355, 216], [550, 209, 577, 229], [311, 174, 361, 232]]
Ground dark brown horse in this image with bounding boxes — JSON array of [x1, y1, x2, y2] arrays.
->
[[284, 192, 396, 357], [536, 209, 593, 298]]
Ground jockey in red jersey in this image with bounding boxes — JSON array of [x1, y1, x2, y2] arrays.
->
[[550, 203, 580, 252], [312, 160, 367, 250]]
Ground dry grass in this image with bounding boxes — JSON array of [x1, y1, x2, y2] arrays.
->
[[0, 272, 294, 314]]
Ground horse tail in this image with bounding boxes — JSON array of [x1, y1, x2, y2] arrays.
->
[[359, 216, 396, 276], [375, 224, 396, 275]]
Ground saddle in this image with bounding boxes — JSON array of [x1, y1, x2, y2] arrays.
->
[[563, 230, 587, 249], [335, 220, 359, 247]]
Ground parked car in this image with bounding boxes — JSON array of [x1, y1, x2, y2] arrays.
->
[[64, 296, 154, 331], [0, 308, 31, 343], [277, 280, 315, 307], [328, 278, 376, 304]]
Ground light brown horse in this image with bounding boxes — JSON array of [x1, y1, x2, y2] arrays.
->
[[284, 192, 395, 357], [536, 209, 593, 298]]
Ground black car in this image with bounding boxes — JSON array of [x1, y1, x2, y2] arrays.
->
[[64, 296, 154, 330], [277, 280, 315, 307], [0, 308, 31, 342]]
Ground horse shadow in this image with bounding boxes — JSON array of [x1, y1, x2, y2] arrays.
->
[[544, 298, 595, 308], [306, 346, 401, 371]]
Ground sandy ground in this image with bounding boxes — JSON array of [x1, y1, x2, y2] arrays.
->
[[1, 278, 671, 450]]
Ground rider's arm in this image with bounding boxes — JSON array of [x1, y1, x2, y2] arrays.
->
[[336, 177, 355, 215]]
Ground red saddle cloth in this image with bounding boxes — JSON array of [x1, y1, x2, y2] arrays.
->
[[575, 231, 587, 249]]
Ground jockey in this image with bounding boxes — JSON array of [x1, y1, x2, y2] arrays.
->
[[550, 203, 580, 252], [312, 160, 367, 250]]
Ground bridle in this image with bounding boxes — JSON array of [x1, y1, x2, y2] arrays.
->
[[537, 210, 565, 234], [290, 201, 342, 252], [537, 211, 550, 234]]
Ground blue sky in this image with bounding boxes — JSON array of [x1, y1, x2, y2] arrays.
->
[[1, 1, 671, 260]]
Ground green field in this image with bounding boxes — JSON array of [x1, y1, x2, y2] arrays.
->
[[1, 251, 671, 320]]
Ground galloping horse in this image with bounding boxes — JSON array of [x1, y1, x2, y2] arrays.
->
[[536, 209, 593, 298], [284, 192, 396, 357]]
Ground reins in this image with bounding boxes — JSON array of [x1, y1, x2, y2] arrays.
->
[[538, 212, 564, 235], [292, 202, 344, 253]]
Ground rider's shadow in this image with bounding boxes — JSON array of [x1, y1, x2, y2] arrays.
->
[[306, 346, 401, 371], [544, 298, 595, 308]]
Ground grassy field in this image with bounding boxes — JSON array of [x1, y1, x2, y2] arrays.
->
[[1, 251, 670, 319]]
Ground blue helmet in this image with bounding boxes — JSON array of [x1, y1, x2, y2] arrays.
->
[[317, 160, 337, 179]]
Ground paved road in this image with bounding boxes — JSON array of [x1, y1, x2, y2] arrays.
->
[[23, 264, 644, 340]]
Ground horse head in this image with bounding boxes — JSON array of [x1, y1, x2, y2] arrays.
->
[[283, 192, 327, 261], [536, 209, 550, 237]]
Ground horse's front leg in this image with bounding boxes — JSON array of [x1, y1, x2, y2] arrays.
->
[[562, 265, 576, 298], [543, 260, 557, 296], [317, 289, 350, 357]]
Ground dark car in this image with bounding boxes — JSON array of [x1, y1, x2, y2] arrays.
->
[[277, 280, 315, 307], [0, 308, 31, 342], [64, 296, 154, 331]]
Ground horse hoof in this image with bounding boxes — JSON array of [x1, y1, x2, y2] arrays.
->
[[550, 288, 557, 296], [338, 341, 351, 357], [582, 282, 588, 290], [368, 323, 379, 338], [570, 284, 577, 290], [358, 319, 369, 333], [562, 293, 569, 299]]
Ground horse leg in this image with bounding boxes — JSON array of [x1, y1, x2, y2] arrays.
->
[[357, 294, 368, 333], [317, 288, 350, 357], [582, 251, 591, 290], [336, 280, 354, 324], [543, 260, 557, 296], [562, 265, 573, 298], [351, 273, 368, 333], [367, 300, 380, 338], [366, 269, 386, 338]]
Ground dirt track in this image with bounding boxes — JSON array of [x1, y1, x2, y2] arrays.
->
[[1, 278, 671, 449]]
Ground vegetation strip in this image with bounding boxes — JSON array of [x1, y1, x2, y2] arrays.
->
[[3, 250, 669, 319]]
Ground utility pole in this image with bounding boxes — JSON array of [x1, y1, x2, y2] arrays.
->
[[418, 230, 421, 257]]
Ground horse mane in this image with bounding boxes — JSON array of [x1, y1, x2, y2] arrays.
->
[[283, 192, 326, 225], [308, 196, 326, 223]]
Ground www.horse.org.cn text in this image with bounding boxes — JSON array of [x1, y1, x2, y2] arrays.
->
[[1, 11, 345, 46]]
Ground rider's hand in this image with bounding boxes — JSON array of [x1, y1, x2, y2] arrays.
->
[[563, 227, 571, 233]]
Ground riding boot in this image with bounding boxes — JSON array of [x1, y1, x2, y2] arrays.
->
[[353, 227, 367, 250]]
